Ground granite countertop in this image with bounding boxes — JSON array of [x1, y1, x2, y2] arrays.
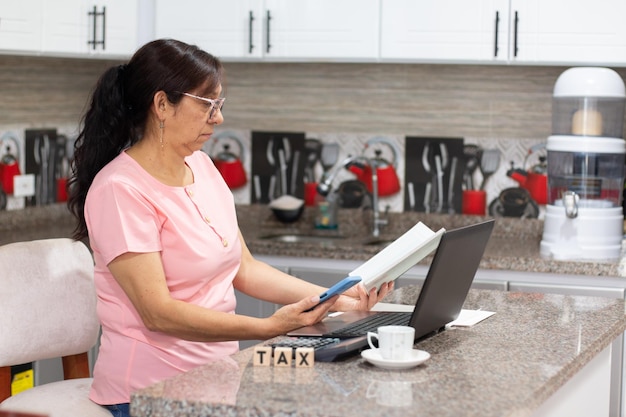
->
[[1, 204, 625, 277], [130, 286, 626, 417], [236, 205, 626, 278]]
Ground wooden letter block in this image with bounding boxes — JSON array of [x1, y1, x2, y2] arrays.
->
[[273, 347, 292, 367], [253, 346, 272, 366], [295, 347, 314, 368]]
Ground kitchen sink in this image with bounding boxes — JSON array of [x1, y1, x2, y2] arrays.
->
[[258, 232, 396, 247], [360, 236, 395, 247], [258, 233, 346, 245]]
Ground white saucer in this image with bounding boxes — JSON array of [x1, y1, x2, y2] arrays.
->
[[361, 348, 430, 370]]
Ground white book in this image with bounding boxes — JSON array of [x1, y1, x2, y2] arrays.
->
[[349, 222, 445, 291]]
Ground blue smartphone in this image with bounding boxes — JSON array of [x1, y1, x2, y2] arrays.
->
[[307, 276, 362, 311]]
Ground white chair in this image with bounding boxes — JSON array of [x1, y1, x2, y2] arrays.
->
[[0, 238, 110, 417]]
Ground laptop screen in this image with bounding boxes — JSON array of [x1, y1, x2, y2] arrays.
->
[[409, 219, 495, 340]]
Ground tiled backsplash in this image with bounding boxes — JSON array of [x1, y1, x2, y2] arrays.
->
[[202, 129, 545, 213], [0, 55, 623, 213]]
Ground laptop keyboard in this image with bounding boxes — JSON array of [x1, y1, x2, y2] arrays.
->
[[270, 337, 341, 351], [267, 313, 414, 362], [326, 312, 412, 338], [268, 336, 369, 362]]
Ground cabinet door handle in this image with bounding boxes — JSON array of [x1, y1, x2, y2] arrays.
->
[[88, 5, 97, 50], [493, 11, 499, 57], [87, 6, 106, 50], [248, 11, 254, 53], [101, 6, 106, 50], [513, 11, 519, 57], [266, 10, 271, 53]]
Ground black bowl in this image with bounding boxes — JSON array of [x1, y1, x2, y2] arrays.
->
[[269, 195, 305, 223], [271, 204, 304, 223]]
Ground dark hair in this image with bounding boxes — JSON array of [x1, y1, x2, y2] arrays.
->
[[68, 38, 224, 240]]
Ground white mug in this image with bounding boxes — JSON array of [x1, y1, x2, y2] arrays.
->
[[367, 325, 415, 360]]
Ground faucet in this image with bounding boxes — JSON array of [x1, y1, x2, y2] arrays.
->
[[368, 157, 390, 237], [317, 155, 388, 237]]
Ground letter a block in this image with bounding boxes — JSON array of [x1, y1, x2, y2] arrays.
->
[[253, 346, 272, 366], [273, 347, 292, 367], [295, 347, 314, 368]]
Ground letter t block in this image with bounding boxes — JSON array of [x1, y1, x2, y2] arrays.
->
[[253, 346, 273, 366]]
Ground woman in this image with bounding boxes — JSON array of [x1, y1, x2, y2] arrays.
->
[[67, 39, 391, 417]]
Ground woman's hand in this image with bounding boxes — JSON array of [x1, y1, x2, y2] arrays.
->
[[332, 281, 394, 312], [265, 294, 340, 337]]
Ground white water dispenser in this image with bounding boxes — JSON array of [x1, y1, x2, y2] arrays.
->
[[540, 67, 626, 261]]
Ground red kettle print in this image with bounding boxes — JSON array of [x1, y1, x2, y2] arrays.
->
[[506, 143, 548, 205], [348, 137, 401, 196], [0, 133, 21, 195], [208, 131, 248, 189]]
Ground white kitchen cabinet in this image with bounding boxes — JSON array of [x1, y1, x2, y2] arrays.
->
[[262, 0, 379, 61], [532, 342, 615, 417], [509, 0, 626, 65], [380, 0, 507, 63], [261, 256, 508, 292], [41, 0, 139, 58], [290, 262, 509, 291], [508, 282, 625, 299], [0, 0, 43, 53], [380, 0, 626, 66], [258, 255, 626, 299], [155, 0, 379, 61], [155, 0, 264, 59]]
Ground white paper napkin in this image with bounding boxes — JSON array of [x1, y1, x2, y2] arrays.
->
[[370, 303, 495, 327], [446, 309, 495, 327]]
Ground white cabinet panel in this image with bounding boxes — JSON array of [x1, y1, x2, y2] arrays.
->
[[390, 268, 507, 291], [155, 0, 264, 59], [380, 0, 506, 62], [42, 0, 87, 55], [508, 282, 625, 300], [510, 0, 626, 65], [531, 344, 613, 417], [263, 0, 379, 60], [0, 0, 43, 52], [42, 0, 138, 57], [381, 0, 626, 66], [155, 0, 379, 61], [99, 0, 139, 56]]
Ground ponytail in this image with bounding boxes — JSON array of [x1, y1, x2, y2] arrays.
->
[[68, 64, 134, 240]]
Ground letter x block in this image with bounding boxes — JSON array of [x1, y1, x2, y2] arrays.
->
[[295, 347, 314, 367]]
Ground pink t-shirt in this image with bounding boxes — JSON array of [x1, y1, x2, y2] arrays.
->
[[85, 151, 241, 405]]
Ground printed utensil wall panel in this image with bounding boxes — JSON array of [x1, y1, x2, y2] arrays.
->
[[251, 131, 306, 204], [404, 136, 464, 214]]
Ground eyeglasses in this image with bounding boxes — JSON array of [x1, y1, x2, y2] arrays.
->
[[178, 92, 225, 119]]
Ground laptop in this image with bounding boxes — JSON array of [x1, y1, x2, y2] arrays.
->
[[282, 219, 495, 361]]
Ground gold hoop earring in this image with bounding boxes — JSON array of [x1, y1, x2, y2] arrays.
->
[[159, 120, 164, 148]]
